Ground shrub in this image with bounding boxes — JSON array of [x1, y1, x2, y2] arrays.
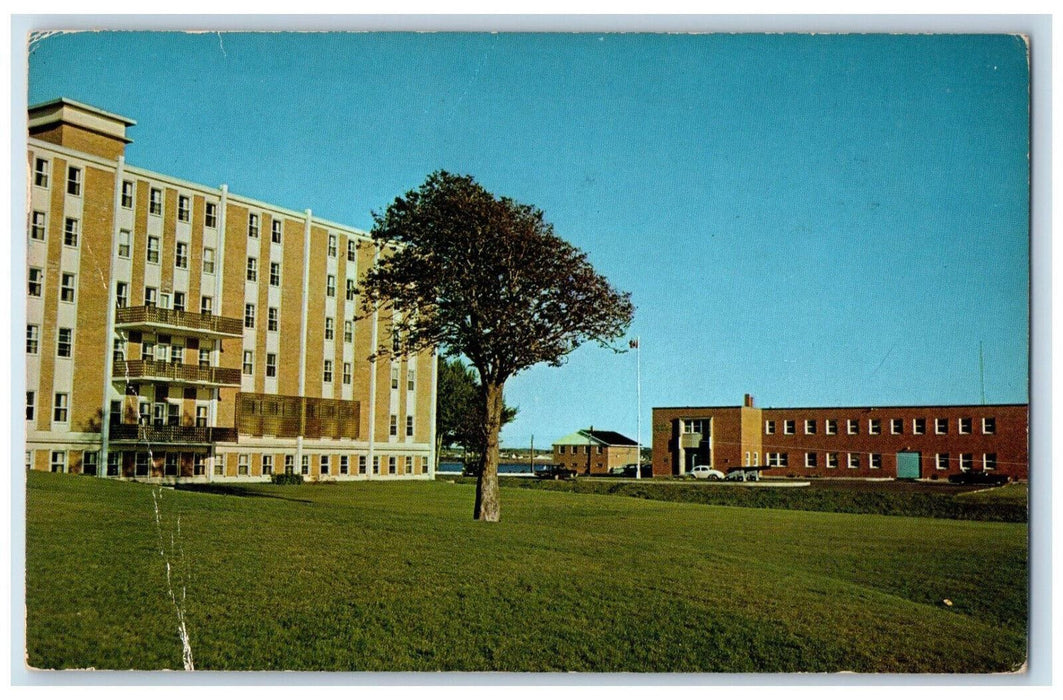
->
[[271, 473, 304, 485]]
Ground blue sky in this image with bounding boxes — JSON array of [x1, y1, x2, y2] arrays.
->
[[27, 31, 1030, 448]]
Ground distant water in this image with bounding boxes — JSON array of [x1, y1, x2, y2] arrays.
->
[[438, 461, 536, 475]]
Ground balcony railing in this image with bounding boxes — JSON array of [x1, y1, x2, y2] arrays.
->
[[109, 424, 239, 444], [114, 359, 241, 386], [115, 305, 243, 338]]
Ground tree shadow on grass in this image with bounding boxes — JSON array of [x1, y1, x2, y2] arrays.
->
[[174, 483, 315, 505]]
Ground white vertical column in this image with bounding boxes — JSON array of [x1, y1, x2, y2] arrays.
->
[[99, 155, 126, 477], [427, 347, 438, 479], [296, 209, 312, 474], [366, 244, 380, 480]]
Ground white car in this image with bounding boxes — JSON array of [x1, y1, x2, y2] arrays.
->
[[690, 465, 725, 480]]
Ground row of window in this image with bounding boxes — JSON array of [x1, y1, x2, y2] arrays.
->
[[765, 416, 996, 437], [26, 271, 77, 305], [33, 159, 82, 196], [761, 451, 998, 471], [558, 445, 605, 454], [25, 391, 68, 423], [25, 325, 73, 357], [33, 450, 426, 477]]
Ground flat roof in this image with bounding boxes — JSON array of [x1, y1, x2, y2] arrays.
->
[[29, 97, 137, 126]]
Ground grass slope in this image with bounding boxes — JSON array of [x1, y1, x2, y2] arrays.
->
[[25, 472, 1027, 673]]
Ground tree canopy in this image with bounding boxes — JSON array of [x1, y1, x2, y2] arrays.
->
[[360, 171, 634, 520]]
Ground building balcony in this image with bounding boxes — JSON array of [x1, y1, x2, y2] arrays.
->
[[115, 305, 243, 339], [109, 424, 239, 445], [113, 359, 241, 387]]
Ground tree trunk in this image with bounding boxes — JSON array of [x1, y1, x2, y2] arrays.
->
[[474, 380, 504, 522]]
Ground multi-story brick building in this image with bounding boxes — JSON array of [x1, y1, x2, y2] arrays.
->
[[653, 395, 1028, 480], [25, 98, 437, 482], [553, 429, 639, 475]]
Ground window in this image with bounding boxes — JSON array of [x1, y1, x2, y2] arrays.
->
[[198, 347, 211, 367], [890, 418, 903, 435], [959, 453, 973, 472], [115, 282, 128, 308], [388, 456, 397, 474], [325, 318, 334, 340], [244, 303, 256, 329], [847, 419, 858, 435], [53, 393, 68, 422], [869, 453, 882, 470], [66, 166, 82, 196], [205, 202, 217, 228], [301, 455, 310, 475], [121, 180, 134, 208], [284, 454, 295, 475], [270, 262, 281, 287], [28, 267, 43, 297], [958, 417, 972, 434], [983, 453, 997, 471], [169, 343, 184, 364], [804, 452, 817, 468], [136, 452, 151, 477], [141, 340, 155, 361], [107, 452, 120, 477], [868, 419, 881, 435], [203, 247, 216, 274], [165, 453, 179, 476], [847, 453, 860, 469], [826, 452, 839, 469], [823, 419, 836, 435], [765, 420, 775, 435], [347, 239, 357, 262], [804, 419, 816, 435], [359, 455, 367, 474], [391, 366, 400, 390], [558, 446, 565, 455], [390, 414, 398, 436], [320, 455, 330, 475], [343, 362, 351, 385], [200, 296, 213, 315], [178, 195, 191, 222], [246, 257, 258, 282], [373, 456, 380, 474], [271, 219, 282, 243], [83, 451, 99, 476], [238, 454, 249, 476], [328, 234, 337, 257], [26, 325, 39, 354], [326, 274, 336, 297], [51, 451, 66, 473], [34, 157, 49, 187], [57, 328, 72, 357], [149, 187, 162, 215], [913, 417, 926, 435], [406, 415, 414, 437], [405, 456, 414, 474], [196, 405, 208, 427], [60, 273, 76, 302], [116, 228, 131, 257], [175, 242, 188, 269], [323, 360, 333, 383], [783, 419, 795, 435], [146, 235, 160, 263], [173, 292, 185, 312], [268, 307, 279, 332], [266, 353, 277, 378], [113, 339, 125, 363], [344, 320, 353, 343], [392, 329, 400, 353], [408, 369, 416, 391], [242, 350, 253, 375], [340, 455, 349, 475], [26, 391, 35, 421], [30, 211, 46, 240], [935, 418, 948, 435], [262, 455, 274, 475], [346, 279, 356, 301], [935, 453, 949, 471], [766, 452, 788, 467], [63, 217, 79, 247], [248, 213, 259, 238]]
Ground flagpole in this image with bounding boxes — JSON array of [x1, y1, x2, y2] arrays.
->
[[635, 336, 641, 480]]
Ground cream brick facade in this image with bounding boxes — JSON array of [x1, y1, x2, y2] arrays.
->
[[25, 98, 437, 482]]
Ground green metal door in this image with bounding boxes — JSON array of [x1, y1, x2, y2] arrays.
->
[[896, 451, 921, 479]]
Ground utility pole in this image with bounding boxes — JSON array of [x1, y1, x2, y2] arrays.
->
[[529, 434, 534, 475], [633, 336, 642, 480]]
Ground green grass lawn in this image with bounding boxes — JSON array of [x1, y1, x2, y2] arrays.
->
[[25, 471, 1027, 673]]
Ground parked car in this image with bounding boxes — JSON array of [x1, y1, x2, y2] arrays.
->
[[690, 465, 725, 480], [534, 465, 578, 480], [947, 471, 1010, 486], [621, 463, 653, 478]]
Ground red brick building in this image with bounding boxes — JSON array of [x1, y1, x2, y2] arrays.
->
[[652, 395, 1028, 480], [553, 429, 639, 475]]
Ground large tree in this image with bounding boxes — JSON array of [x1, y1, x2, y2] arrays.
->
[[360, 171, 634, 521]]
